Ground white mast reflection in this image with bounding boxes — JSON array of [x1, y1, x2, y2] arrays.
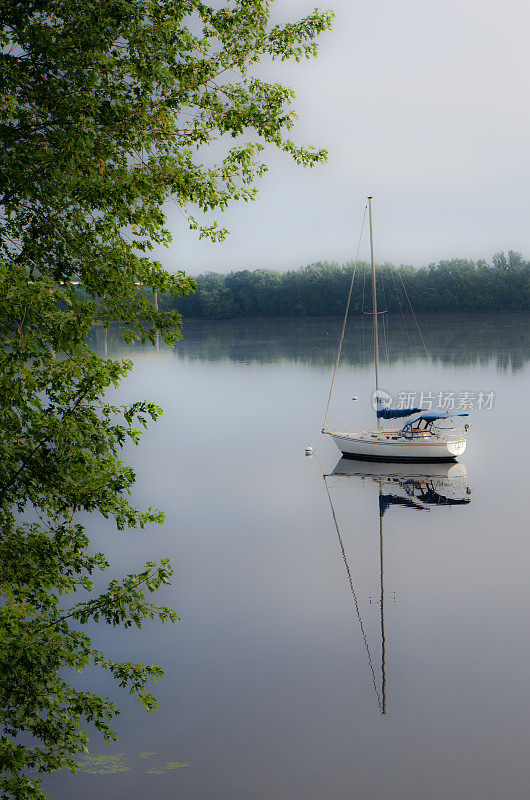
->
[[322, 459, 472, 716]]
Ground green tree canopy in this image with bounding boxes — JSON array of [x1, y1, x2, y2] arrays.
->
[[0, 1, 332, 797]]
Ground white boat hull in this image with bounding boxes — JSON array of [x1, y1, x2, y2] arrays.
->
[[332, 459, 468, 480], [329, 431, 466, 462]]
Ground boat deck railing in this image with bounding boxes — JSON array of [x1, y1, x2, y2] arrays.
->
[[325, 421, 468, 442]]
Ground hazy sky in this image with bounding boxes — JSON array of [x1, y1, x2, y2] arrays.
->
[[160, 0, 530, 275]]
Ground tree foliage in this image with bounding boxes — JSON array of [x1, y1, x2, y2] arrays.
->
[[0, 0, 332, 796], [164, 253, 530, 318]]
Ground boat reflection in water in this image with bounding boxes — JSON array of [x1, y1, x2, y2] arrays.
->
[[323, 459, 472, 716]]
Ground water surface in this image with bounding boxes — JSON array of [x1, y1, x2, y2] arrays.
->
[[50, 313, 529, 800]]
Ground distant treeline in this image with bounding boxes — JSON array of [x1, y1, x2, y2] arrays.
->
[[159, 251, 530, 318]]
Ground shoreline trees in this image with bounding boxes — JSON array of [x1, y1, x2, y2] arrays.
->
[[162, 253, 530, 318]]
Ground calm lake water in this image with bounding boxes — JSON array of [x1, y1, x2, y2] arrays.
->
[[48, 312, 530, 800]]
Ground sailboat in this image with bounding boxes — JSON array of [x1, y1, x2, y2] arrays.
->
[[324, 458, 472, 715], [324, 197, 470, 462]]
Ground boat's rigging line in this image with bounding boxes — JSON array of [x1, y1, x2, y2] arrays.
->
[[379, 272, 391, 367], [361, 267, 367, 365], [322, 470, 385, 714], [364, 269, 427, 365], [395, 269, 430, 359], [390, 268, 414, 354], [314, 203, 368, 452]]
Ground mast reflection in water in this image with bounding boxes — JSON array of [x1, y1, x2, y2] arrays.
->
[[323, 460, 472, 717]]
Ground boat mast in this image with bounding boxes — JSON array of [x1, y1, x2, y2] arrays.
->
[[368, 197, 381, 428]]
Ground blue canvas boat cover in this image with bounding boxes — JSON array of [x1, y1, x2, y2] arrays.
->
[[400, 410, 470, 437], [413, 411, 469, 421], [400, 410, 470, 439], [377, 407, 421, 419], [379, 493, 428, 516]]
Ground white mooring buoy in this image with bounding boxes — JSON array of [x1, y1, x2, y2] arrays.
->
[[305, 446, 313, 457]]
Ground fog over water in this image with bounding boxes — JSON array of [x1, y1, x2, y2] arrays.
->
[[155, 0, 530, 273]]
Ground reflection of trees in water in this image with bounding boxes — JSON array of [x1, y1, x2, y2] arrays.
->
[[92, 313, 530, 373]]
